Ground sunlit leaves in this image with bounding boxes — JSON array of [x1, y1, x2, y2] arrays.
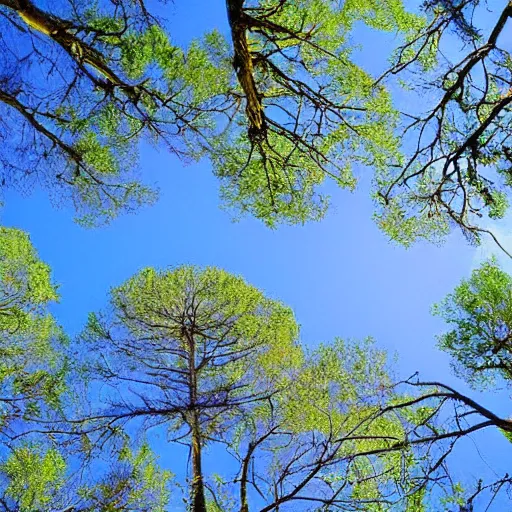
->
[[214, 0, 422, 226], [78, 443, 172, 512], [377, 1, 512, 247], [434, 260, 512, 387], [0, 227, 67, 418], [0, 0, 428, 228], [1, 446, 66, 511]]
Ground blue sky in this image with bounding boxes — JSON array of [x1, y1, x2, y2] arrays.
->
[[2, 0, 512, 508]]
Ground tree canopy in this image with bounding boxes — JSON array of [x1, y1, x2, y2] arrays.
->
[[0, 227, 172, 511], [4, 0, 512, 511], [0, 0, 423, 228], [376, 0, 512, 249], [435, 259, 512, 386], [73, 264, 512, 511], [2, 231, 512, 509], [3, 0, 512, 250]]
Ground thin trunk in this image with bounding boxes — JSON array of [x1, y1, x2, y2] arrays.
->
[[239, 428, 277, 512], [239, 442, 251, 512], [190, 412, 207, 512], [185, 327, 207, 512]]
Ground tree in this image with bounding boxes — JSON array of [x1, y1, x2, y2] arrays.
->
[[0, 226, 67, 434], [0, 225, 171, 512], [222, 338, 440, 511], [376, 0, 512, 250], [82, 266, 302, 512], [0, 441, 172, 511], [0, 0, 422, 226], [212, 0, 419, 225], [81, 266, 488, 511], [434, 259, 512, 386], [5, 249, 512, 510]]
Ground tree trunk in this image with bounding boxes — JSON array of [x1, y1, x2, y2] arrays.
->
[[185, 325, 207, 512], [239, 445, 250, 512], [225, 0, 266, 142], [190, 412, 207, 512]]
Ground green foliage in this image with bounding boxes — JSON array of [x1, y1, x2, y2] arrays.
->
[[375, 1, 512, 247], [226, 338, 441, 509], [488, 190, 509, 220], [211, 0, 421, 226], [0, 441, 171, 512], [78, 443, 172, 512], [103, 265, 303, 377], [1, 446, 66, 511], [0, 0, 429, 228], [0, 227, 67, 420], [434, 260, 512, 387], [281, 337, 391, 433], [84, 265, 302, 453]]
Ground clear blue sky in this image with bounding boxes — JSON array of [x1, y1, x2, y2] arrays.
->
[[2, 0, 511, 508]]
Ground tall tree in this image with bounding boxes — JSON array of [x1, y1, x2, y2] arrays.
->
[[224, 338, 441, 511], [376, 0, 512, 251], [0, 0, 421, 226], [82, 266, 302, 512], [81, 266, 487, 511]]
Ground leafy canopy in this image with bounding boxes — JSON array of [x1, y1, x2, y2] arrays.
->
[[375, 0, 512, 251], [0, 0, 423, 227], [434, 259, 512, 388], [0, 227, 67, 424]]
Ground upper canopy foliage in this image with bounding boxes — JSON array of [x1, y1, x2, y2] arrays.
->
[[4, 0, 512, 508], [0, 226, 172, 512], [3, 0, 512, 251], [83, 265, 302, 443], [0, 0, 422, 227], [376, 0, 512, 250]]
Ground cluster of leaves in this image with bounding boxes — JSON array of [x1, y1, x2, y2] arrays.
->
[[376, 0, 512, 250], [0, 0, 230, 225], [0, 0, 429, 229], [213, 0, 424, 225], [0, 227, 67, 426], [434, 259, 512, 386], [3, 0, 512, 252], [0, 442, 172, 511]]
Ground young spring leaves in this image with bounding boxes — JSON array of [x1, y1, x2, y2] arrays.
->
[[0, 0, 229, 225], [0, 0, 424, 228], [434, 259, 512, 388], [0, 226, 67, 429], [82, 265, 301, 512], [215, 0, 422, 226], [0, 442, 171, 511], [227, 338, 425, 511]]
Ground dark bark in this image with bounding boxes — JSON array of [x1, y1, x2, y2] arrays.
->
[[185, 327, 207, 512], [190, 412, 207, 512]]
